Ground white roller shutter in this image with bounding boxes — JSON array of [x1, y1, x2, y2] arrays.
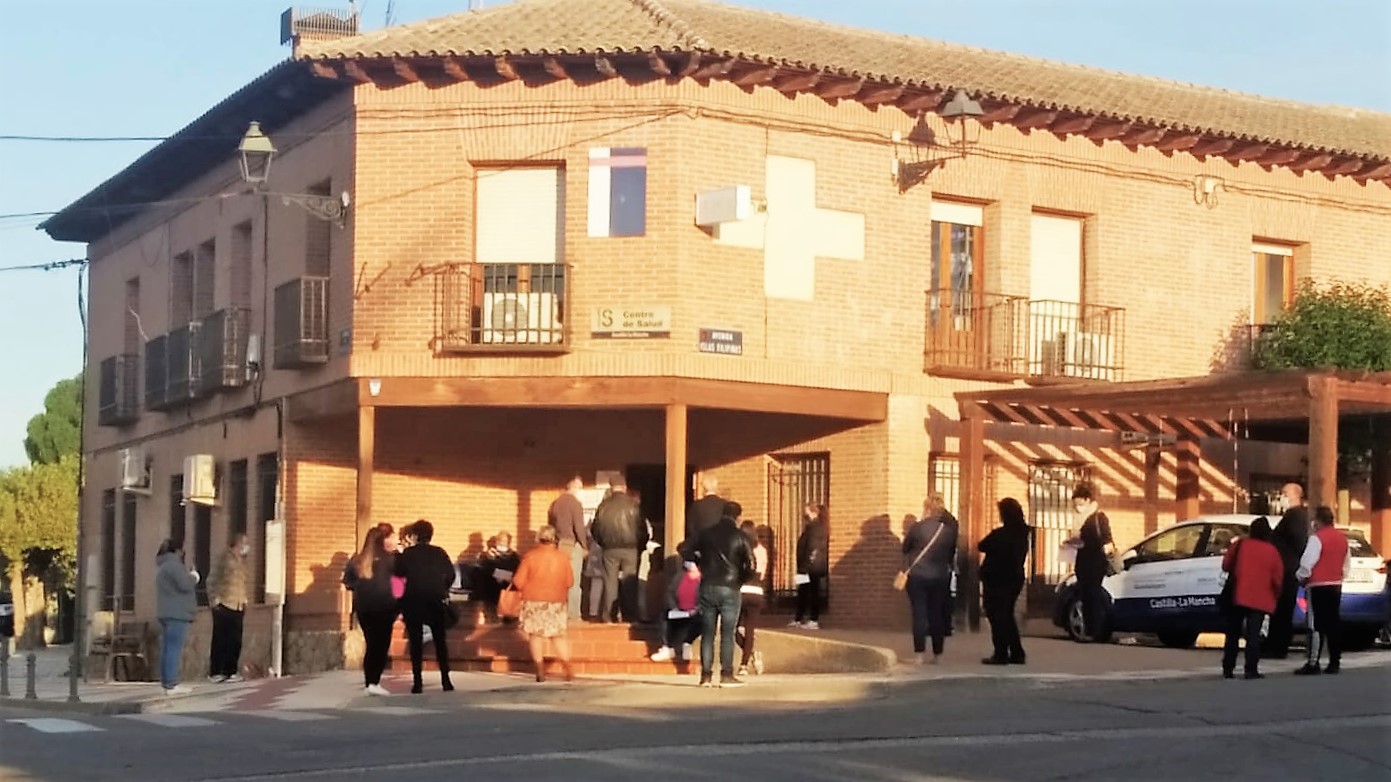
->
[[476, 167, 564, 264]]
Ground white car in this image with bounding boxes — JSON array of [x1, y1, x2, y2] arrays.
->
[[1052, 514, 1389, 648]]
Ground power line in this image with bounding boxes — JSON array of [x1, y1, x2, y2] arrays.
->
[[0, 258, 88, 272]]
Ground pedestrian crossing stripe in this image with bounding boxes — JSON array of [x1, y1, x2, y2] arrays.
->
[[117, 714, 221, 728], [7, 718, 105, 734]]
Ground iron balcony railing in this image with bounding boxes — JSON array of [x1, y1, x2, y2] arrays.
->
[[97, 354, 140, 426], [144, 335, 168, 411], [165, 322, 202, 406], [925, 292, 1126, 381], [274, 276, 330, 368], [437, 262, 570, 352], [198, 307, 252, 393]]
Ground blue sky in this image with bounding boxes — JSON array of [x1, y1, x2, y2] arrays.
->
[[1, 0, 1388, 468]]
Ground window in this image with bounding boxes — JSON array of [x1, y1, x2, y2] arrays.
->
[[1133, 524, 1204, 563], [169, 474, 185, 545], [228, 459, 249, 542], [477, 167, 564, 265], [929, 201, 984, 325], [120, 492, 137, 611], [230, 222, 253, 309], [305, 180, 332, 277], [193, 239, 216, 319], [1202, 524, 1246, 557], [1252, 242, 1294, 325], [1029, 213, 1083, 306], [193, 504, 212, 606], [254, 453, 279, 603], [171, 252, 193, 327], [587, 147, 646, 237], [101, 489, 117, 611]]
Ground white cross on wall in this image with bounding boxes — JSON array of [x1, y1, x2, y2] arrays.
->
[[714, 155, 865, 302]]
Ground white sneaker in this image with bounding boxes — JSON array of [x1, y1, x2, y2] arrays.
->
[[787, 620, 803, 628], [803, 621, 820, 630], [680, 643, 694, 661], [224, 674, 244, 683], [650, 646, 675, 662], [164, 685, 192, 696], [752, 651, 765, 675], [912, 653, 925, 665], [365, 684, 391, 696], [208, 675, 227, 684]]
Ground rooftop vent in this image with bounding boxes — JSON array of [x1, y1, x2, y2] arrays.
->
[[280, 6, 360, 46]]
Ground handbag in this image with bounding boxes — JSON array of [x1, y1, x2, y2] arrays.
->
[[497, 586, 523, 619], [441, 599, 461, 629], [1217, 540, 1242, 614], [894, 523, 945, 591]]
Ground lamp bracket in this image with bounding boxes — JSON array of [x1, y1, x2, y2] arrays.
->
[[273, 191, 350, 225]]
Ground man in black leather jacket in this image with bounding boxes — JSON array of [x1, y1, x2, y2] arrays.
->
[[591, 480, 648, 623], [692, 501, 754, 687]]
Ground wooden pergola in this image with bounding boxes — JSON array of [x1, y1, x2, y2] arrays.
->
[[952, 370, 1391, 628]]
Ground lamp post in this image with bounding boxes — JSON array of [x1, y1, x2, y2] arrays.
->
[[891, 89, 984, 191], [238, 121, 350, 224]]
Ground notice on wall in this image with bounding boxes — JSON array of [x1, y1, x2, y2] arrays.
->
[[591, 306, 671, 338], [698, 328, 743, 355]]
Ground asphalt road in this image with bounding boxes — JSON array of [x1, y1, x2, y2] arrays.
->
[[2, 667, 1389, 782]]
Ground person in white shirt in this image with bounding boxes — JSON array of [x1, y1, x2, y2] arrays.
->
[[736, 520, 769, 676]]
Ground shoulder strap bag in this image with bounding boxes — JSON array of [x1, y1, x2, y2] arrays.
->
[[894, 523, 945, 591]]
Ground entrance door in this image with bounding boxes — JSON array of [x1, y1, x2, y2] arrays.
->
[[625, 463, 696, 558], [767, 453, 830, 604]]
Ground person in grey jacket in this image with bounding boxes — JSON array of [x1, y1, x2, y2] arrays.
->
[[902, 501, 959, 664], [155, 539, 200, 695]]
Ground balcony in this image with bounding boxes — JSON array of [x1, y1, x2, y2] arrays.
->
[[144, 335, 168, 411], [165, 322, 202, 405], [274, 276, 329, 368], [198, 307, 252, 394], [925, 293, 1125, 382], [97, 354, 140, 426], [436, 262, 569, 352]]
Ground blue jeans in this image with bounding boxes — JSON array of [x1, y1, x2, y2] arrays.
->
[[906, 575, 950, 656], [699, 585, 741, 676], [159, 618, 191, 689]]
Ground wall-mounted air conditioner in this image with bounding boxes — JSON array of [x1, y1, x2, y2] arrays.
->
[[481, 292, 560, 344], [695, 185, 755, 227], [183, 454, 217, 506], [1066, 332, 1115, 381], [119, 446, 151, 495]]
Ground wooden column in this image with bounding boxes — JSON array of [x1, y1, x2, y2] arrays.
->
[[1175, 437, 1201, 521], [356, 405, 375, 545], [1370, 418, 1390, 553], [1143, 445, 1161, 535], [958, 404, 986, 632], [664, 404, 688, 558], [1307, 376, 1338, 510]]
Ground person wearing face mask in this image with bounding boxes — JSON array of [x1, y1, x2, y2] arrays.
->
[[207, 533, 252, 683], [1069, 483, 1114, 642], [479, 532, 522, 611]]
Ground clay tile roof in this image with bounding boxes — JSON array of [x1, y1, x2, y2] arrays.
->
[[299, 0, 1391, 162]]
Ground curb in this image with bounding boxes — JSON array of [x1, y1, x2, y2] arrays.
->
[[0, 695, 144, 715]]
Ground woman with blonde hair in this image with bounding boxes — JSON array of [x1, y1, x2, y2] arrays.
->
[[343, 523, 397, 696], [512, 525, 576, 682]]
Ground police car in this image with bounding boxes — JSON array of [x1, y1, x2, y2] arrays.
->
[[1052, 514, 1389, 649]]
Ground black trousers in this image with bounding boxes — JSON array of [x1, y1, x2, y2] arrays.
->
[[601, 548, 639, 622], [795, 573, 824, 622], [1222, 607, 1265, 675], [907, 575, 951, 655], [402, 599, 451, 685], [1265, 574, 1299, 656], [356, 608, 397, 686], [1306, 585, 1343, 668], [1078, 571, 1107, 640], [208, 605, 244, 678], [983, 581, 1025, 660], [736, 592, 764, 666]]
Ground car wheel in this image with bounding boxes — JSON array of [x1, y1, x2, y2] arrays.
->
[[1065, 596, 1112, 643], [1156, 630, 1199, 649]]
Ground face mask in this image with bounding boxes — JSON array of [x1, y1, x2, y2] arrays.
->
[[496, 545, 510, 553], [239, 544, 251, 556]]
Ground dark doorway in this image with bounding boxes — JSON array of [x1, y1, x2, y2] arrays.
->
[[625, 463, 697, 557]]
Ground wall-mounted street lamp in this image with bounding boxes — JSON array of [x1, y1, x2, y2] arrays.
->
[[891, 89, 985, 192], [238, 121, 350, 225]]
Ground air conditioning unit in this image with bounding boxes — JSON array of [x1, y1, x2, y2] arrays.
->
[[1066, 332, 1115, 380], [695, 185, 754, 227], [481, 292, 560, 344], [119, 446, 151, 494], [183, 454, 217, 506]]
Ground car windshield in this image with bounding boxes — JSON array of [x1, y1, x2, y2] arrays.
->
[[1342, 530, 1379, 559]]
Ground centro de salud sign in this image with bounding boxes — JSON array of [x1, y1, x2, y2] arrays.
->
[[591, 306, 672, 339]]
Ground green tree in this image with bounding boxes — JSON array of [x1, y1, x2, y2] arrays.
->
[[1252, 280, 1391, 371], [23, 375, 82, 466], [0, 457, 79, 646]]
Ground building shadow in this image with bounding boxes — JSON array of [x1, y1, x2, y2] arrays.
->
[[829, 514, 903, 627]]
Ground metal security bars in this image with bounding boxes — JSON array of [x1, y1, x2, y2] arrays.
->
[[437, 262, 569, 351], [926, 294, 1125, 381], [97, 354, 140, 426], [273, 276, 329, 368], [766, 453, 830, 601]]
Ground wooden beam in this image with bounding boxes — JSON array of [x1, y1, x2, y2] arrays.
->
[[1121, 127, 1167, 146], [1307, 375, 1339, 509], [391, 58, 420, 83], [771, 71, 821, 94], [959, 403, 987, 632], [895, 91, 942, 113], [1287, 152, 1334, 173], [594, 56, 618, 79], [1154, 134, 1201, 152], [356, 405, 375, 545], [1143, 445, 1161, 535], [353, 376, 889, 421], [647, 52, 672, 77], [675, 51, 702, 78], [1322, 158, 1366, 177], [442, 56, 471, 82], [341, 60, 374, 84], [1356, 161, 1391, 181], [1334, 378, 1391, 407], [1084, 121, 1132, 142], [1175, 436, 1201, 521], [664, 404, 688, 558], [1189, 138, 1236, 157], [1256, 148, 1302, 167], [732, 64, 780, 87], [690, 57, 733, 81], [978, 104, 1020, 124], [1015, 109, 1059, 129], [494, 56, 521, 81], [1371, 424, 1391, 553], [1229, 143, 1269, 161], [285, 379, 358, 422], [816, 77, 865, 100], [308, 61, 340, 80], [541, 56, 568, 80], [859, 84, 905, 105], [1051, 116, 1096, 135]]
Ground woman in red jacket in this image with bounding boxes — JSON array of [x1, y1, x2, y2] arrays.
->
[[1221, 517, 1284, 679]]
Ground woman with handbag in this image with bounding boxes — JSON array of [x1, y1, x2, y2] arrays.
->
[[343, 524, 397, 696], [1220, 517, 1283, 679], [512, 525, 576, 682], [899, 500, 959, 664], [1070, 483, 1115, 642]]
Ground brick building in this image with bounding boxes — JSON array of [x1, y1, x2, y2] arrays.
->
[[45, 0, 1391, 674]]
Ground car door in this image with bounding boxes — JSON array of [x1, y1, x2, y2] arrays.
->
[[1110, 523, 1206, 633]]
